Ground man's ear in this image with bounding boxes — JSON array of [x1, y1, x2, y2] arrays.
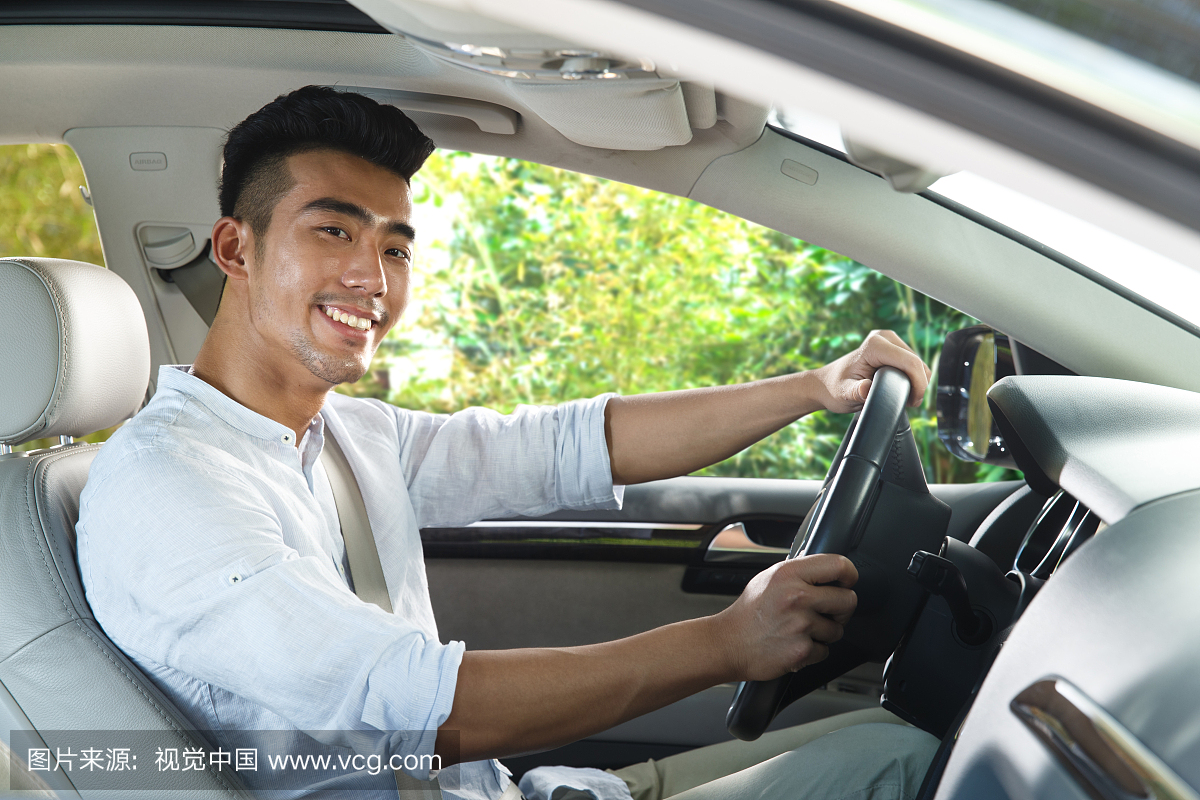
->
[[211, 217, 254, 280]]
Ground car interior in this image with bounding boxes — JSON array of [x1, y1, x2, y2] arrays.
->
[[3, 1, 1200, 799]]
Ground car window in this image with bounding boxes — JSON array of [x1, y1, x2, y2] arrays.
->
[[985, 0, 1200, 86], [0, 143, 102, 265], [338, 152, 1019, 484], [0, 143, 1016, 482], [1, 143, 112, 452]]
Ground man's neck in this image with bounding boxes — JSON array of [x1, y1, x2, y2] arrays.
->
[[192, 326, 331, 447]]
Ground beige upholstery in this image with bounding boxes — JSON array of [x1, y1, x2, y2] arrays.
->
[[507, 78, 695, 150], [0, 258, 150, 447]]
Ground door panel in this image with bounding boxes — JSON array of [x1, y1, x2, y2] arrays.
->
[[426, 560, 730, 649], [423, 476, 1025, 771]]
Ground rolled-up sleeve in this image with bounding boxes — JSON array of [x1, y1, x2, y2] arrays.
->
[[78, 446, 462, 765], [396, 394, 624, 528], [552, 394, 626, 510]]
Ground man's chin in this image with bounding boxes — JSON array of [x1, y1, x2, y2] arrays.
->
[[309, 362, 369, 387], [290, 340, 370, 387]]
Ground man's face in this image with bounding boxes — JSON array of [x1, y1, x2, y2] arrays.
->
[[245, 148, 415, 386]]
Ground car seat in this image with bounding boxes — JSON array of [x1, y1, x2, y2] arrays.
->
[[0, 257, 250, 797]]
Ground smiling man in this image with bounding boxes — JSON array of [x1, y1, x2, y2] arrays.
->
[[77, 87, 938, 800]]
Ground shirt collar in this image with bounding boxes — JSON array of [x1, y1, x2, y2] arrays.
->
[[158, 364, 316, 447], [298, 413, 327, 473]]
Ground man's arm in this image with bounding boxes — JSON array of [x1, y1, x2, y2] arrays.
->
[[604, 329, 931, 485], [436, 330, 928, 763], [437, 553, 858, 763]]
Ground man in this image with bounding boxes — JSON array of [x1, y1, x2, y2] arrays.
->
[[77, 87, 938, 800]]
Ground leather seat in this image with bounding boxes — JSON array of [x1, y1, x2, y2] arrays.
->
[[0, 257, 249, 797]]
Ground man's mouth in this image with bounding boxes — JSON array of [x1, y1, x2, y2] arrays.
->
[[319, 304, 377, 332]]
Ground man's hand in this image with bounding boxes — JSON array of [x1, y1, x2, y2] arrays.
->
[[812, 330, 932, 412], [711, 554, 859, 681]]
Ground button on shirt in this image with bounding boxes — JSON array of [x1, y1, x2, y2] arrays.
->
[[76, 365, 623, 799]]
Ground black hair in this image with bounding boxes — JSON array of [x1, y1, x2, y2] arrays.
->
[[218, 86, 435, 240]]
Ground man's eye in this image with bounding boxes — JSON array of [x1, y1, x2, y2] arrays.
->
[[321, 227, 349, 239], [386, 248, 412, 260]]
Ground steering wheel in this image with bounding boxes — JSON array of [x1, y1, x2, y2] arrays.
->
[[726, 367, 950, 740]]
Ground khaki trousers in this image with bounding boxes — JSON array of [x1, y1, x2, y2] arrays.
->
[[605, 708, 939, 800]]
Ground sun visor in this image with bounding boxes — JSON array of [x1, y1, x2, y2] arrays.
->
[[507, 79, 693, 150]]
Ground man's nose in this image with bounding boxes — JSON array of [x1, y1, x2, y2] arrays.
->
[[342, 246, 387, 296]]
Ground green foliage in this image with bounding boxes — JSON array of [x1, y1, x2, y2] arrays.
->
[[1, 144, 108, 453], [342, 152, 1017, 483], [0, 144, 104, 265]]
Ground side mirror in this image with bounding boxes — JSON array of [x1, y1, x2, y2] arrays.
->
[[936, 326, 1017, 466]]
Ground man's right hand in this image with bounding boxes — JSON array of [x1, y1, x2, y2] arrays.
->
[[711, 554, 859, 681]]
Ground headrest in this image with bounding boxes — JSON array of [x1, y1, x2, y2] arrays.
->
[[0, 258, 150, 447]]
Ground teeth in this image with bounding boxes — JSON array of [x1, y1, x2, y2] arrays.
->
[[323, 306, 372, 331]]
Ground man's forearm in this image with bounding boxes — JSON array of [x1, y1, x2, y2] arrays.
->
[[435, 554, 858, 765], [436, 616, 735, 763], [604, 371, 826, 485]]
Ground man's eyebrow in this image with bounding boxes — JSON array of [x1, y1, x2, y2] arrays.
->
[[300, 196, 416, 241], [300, 197, 372, 223], [386, 221, 417, 242]]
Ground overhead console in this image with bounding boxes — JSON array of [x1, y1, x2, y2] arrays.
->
[[348, 0, 757, 151]]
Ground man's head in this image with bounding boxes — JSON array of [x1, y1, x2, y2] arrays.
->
[[206, 87, 434, 393], [219, 86, 434, 251]]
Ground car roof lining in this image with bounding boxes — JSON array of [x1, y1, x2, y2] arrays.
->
[[0, 24, 765, 196]]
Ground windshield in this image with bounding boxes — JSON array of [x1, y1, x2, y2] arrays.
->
[[823, 0, 1200, 152], [986, 0, 1200, 85]]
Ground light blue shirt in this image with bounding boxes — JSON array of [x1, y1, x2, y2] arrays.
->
[[77, 365, 622, 799]]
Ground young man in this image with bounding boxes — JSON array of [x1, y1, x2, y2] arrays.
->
[[78, 87, 938, 800]]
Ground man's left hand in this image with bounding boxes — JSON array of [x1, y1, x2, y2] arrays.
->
[[811, 330, 931, 413]]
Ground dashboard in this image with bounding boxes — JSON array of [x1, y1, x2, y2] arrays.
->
[[932, 374, 1200, 800]]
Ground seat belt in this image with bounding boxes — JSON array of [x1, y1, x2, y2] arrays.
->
[[319, 429, 443, 799], [320, 430, 393, 613]]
